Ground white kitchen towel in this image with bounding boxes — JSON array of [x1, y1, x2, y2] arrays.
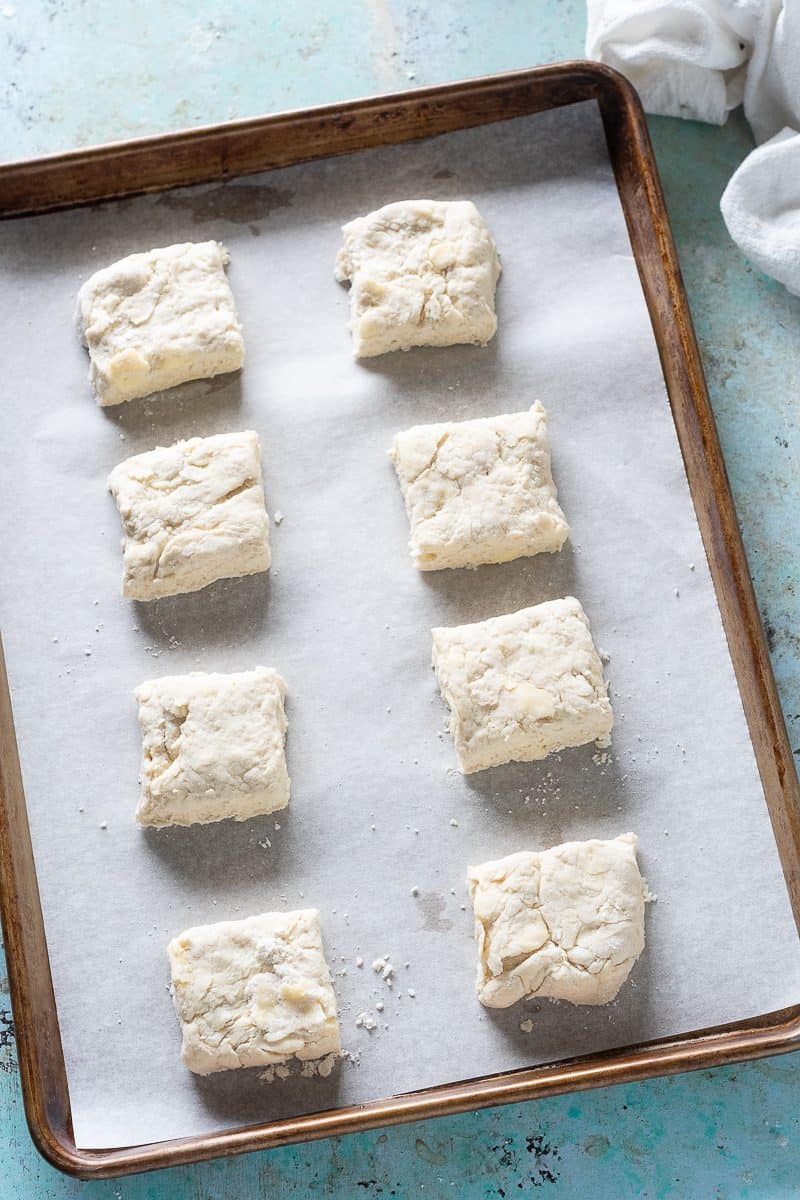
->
[[585, 0, 763, 126], [586, 0, 800, 292], [743, 1, 800, 143], [720, 127, 800, 295], [585, 0, 799, 139]]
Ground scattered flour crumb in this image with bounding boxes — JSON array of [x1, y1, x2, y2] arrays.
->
[[407, 988, 416, 998], [273, 510, 284, 525], [376, 1000, 384, 1012], [355, 1012, 377, 1031], [356, 956, 364, 968], [372, 958, 385, 973], [303, 1053, 337, 1078], [99, 820, 107, 830], [449, 818, 459, 827], [258, 1062, 292, 1083], [260, 1053, 339, 1082], [410, 886, 419, 897], [519, 1018, 534, 1033]]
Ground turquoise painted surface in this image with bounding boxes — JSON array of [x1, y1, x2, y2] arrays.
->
[[1, 2, 799, 1196]]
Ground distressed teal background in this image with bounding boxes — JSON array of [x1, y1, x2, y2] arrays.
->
[[1, 2, 799, 1196]]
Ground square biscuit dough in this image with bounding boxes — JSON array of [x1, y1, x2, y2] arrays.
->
[[390, 403, 569, 570], [168, 909, 341, 1075], [76, 240, 245, 406], [335, 199, 500, 358], [107, 430, 270, 601], [135, 667, 289, 828], [468, 834, 646, 1007], [432, 597, 613, 773]]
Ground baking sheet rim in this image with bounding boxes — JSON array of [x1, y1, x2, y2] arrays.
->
[[0, 61, 799, 1179]]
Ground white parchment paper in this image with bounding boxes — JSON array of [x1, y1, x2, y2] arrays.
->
[[1, 101, 798, 1151]]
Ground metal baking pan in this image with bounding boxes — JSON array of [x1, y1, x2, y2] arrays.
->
[[1, 61, 799, 1179]]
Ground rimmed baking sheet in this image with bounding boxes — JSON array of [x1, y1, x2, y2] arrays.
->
[[1, 95, 798, 1151]]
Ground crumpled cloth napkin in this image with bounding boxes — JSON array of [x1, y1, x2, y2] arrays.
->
[[586, 0, 800, 293], [720, 128, 800, 295]]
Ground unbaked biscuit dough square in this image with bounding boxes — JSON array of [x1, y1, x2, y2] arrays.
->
[[108, 430, 270, 601], [335, 199, 500, 358], [468, 834, 646, 1007], [168, 909, 341, 1075], [390, 404, 569, 570], [432, 597, 612, 773], [135, 667, 289, 828], [76, 241, 244, 406]]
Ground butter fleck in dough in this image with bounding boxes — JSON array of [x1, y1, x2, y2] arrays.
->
[[107, 430, 270, 601], [432, 597, 613, 773], [335, 199, 500, 357], [468, 834, 646, 1007], [76, 241, 244, 406], [390, 404, 568, 570], [168, 909, 341, 1075], [135, 667, 289, 828]]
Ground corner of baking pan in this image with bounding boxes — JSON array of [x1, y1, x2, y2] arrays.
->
[[0, 60, 641, 219]]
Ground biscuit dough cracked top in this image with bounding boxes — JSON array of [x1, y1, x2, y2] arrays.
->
[[432, 597, 613, 773], [335, 199, 500, 357], [390, 404, 569, 570], [168, 909, 341, 1075], [135, 666, 289, 828], [76, 241, 244, 406], [468, 834, 646, 1007], [107, 429, 270, 601]]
